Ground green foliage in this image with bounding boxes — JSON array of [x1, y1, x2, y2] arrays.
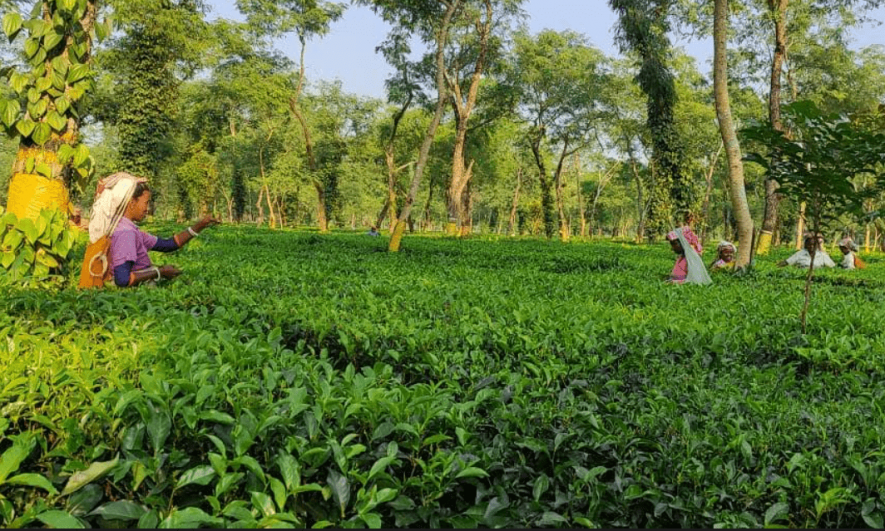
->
[[237, 0, 346, 41], [744, 100, 885, 330], [98, 0, 210, 180], [744, 101, 885, 227], [176, 148, 219, 216], [5, 228, 885, 527], [0, 0, 105, 154], [0, 205, 79, 286], [610, 0, 691, 235], [508, 29, 610, 239]]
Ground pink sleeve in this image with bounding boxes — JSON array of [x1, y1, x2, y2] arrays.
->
[[140, 230, 159, 250], [109, 231, 138, 270]]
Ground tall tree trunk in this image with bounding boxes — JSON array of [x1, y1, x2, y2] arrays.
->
[[379, 94, 412, 233], [288, 35, 327, 232], [258, 145, 276, 229], [6, 2, 98, 221], [423, 181, 435, 231], [865, 223, 872, 253], [447, 112, 469, 235], [531, 133, 556, 239], [389, 2, 457, 252], [507, 168, 522, 236], [312, 182, 326, 231], [573, 155, 587, 237], [629, 153, 645, 243], [445, 0, 492, 237], [714, 0, 754, 268], [758, 0, 789, 255], [795, 201, 806, 250], [375, 199, 390, 231], [458, 161, 475, 236], [700, 142, 724, 243], [554, 140, 571, 242], [264, 184, 276, 229], [255, 187, 265, 227]]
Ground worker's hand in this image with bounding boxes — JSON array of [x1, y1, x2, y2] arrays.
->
[[194, 216, 221, 232], [159, 265, 183, 279]]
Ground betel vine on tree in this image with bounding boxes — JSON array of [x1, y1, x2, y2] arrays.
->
[[1, 0, 111, 221]]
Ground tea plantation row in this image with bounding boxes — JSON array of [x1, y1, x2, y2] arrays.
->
[[3, 227, 885, 528]]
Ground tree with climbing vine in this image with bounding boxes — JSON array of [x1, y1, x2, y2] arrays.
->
[[609, 0, 690, 239], [1, 0, 110, 221]]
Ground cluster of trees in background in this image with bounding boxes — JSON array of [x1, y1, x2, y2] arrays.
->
[[1, 0, 884, 255]]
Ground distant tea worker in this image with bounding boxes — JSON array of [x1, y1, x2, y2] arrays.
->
[[80, 173, 220, 288], [710, 241, 736, 271], [778, 233, 836, 269], [666, 226, 712, 285], [838, 237, 865, 270]]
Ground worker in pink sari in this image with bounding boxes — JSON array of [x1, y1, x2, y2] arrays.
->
[[665, 227, 712, 285]]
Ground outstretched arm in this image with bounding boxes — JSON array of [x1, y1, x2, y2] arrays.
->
[[173, 216, 221, 247]]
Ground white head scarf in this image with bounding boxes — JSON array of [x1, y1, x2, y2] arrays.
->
[[839, 237, 858, 252], [717, 241, 735, 253], [88, 172, 147, 244], [669, 227, 712, 285]]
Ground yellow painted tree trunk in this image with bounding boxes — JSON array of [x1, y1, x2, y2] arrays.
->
[[6, 146, 70, 221], [5, 122, 82, 222], [388, 220, 407, 252], [756, 230, 773, 255]]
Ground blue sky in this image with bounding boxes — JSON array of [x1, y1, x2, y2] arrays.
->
[[205, 0, 884, 100]]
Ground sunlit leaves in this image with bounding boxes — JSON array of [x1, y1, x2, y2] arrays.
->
[[2, 12, 22, 41], [6, 229, 885, 530], [0, 207, 80, 285], [0, 0, 99, 179], [61, 458, 120, 496]]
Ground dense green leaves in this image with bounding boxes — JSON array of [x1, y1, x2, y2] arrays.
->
[[0, 0, 101, 156], [0, 206, 80, 287], [4, 227, 885, 528]]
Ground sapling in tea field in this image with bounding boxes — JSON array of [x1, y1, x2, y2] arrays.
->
[[744, 101, 885, 333]]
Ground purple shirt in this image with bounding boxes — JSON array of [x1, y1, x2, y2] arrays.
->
[[109, 218, 159, 271]]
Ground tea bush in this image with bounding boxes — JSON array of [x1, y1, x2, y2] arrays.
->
[[3, 227, 885, 528], [0, 206, 81, 288]]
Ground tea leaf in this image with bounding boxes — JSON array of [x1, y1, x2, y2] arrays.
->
[[89, 501, 147, 521], [327, 470, 350, 517], [159, 507, 224, 529], [61, 457, 119, 496], [0, 433, 36, 483], [37, 510, 84, 529], [176, 466, 216, 489], [456, 467, 489, 479], [4, 473, 58, 494]]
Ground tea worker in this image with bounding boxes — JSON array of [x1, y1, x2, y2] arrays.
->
[[86, 173, 220, 288], [778, 232, 836, 268], [710, 241, 736, 271], [838, 237, 865, 269], [666, 226, 712, 285]]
